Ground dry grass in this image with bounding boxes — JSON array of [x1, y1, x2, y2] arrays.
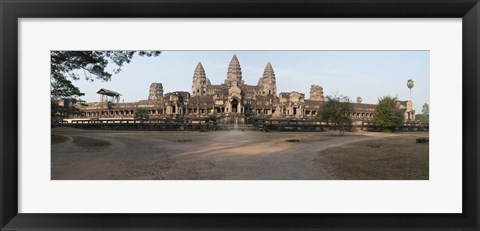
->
[[72, 136, 111, 148], [318, 133, 429, 180]]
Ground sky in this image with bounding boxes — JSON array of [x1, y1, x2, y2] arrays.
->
[[72, 51, 429, 112]]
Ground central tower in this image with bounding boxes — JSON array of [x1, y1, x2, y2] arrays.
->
[[225, 54, 244, 86]]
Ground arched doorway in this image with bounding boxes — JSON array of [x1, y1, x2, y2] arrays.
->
[[231, 99, 238, 113]]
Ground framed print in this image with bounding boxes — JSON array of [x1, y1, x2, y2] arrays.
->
[[1, 0, 479, 230]]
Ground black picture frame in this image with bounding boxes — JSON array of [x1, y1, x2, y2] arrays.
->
[[1, 0, 479, 230]]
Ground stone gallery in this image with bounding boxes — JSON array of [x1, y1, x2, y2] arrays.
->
[[70, 55, 415, 124]]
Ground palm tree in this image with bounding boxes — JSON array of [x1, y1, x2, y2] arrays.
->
[[356, 97, 362, 104], [406, 79, 414, 100]]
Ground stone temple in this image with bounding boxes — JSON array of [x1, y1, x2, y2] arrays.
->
[[72, 54, 416, 123]]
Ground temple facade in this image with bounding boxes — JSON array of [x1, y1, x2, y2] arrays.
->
[[71, 55, 415, 123]]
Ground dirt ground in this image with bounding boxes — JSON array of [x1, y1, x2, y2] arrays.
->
[[51, 128, 429, 180], [316, 135, 429, 180]]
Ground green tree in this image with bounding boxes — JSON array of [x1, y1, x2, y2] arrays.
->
[[51, 98, 84, 124], [415, 114, 425, 122], [317, 95, 353, 135], [356, 96, 362, 104], [421, 103, 429, 123], [372, 96, 404, 131], [50, 51, 161, 123], [134, 108, 150, 121]]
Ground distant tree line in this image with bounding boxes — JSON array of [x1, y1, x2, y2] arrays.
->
[[317, 94, 427, 134]]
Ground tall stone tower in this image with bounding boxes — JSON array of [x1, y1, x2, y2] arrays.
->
[[191, 62, 210, 96], [148, 83, 163, 100], [309, 84, 324, 101], [225, 54, 244, 86], [257, 62, 277, 96]]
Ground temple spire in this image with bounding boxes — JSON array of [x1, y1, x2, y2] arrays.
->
[[309, 84, 324, 101], [225, 54, 243, 86], [262, 62, 275, 80], [193, 62, 206, 81], [192, 62, 208, 96], [231, 54, 238, 63], [258, 62, 277, 96]]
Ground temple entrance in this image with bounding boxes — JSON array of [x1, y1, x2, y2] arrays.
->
[[231, 99, 238, 113]]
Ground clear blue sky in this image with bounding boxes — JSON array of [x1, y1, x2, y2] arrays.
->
[[73, 51, 429, 112]]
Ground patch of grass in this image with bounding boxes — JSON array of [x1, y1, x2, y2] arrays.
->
[[51, 135, 69, 145], [319, 135, 429, 180], [72, 136, 111, 148]]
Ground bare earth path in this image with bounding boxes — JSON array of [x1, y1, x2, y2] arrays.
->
[[51, 128, 410, 180]]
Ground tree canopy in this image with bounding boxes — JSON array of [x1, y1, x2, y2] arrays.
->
[[317, 94, 353, 135], [51, 51, 161, 99], [372, 96, 404, 131], [50, 51, 161, 124], [134, 108, 150, 121], [356, 96, 362, 104], [421, 103, 429, 123]]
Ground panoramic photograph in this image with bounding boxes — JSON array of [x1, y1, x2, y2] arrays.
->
[[51, 51, 429, 180]]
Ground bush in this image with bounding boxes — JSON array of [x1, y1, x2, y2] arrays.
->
[[372, 96, 404, 131], [134, 108, 149, 121]]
